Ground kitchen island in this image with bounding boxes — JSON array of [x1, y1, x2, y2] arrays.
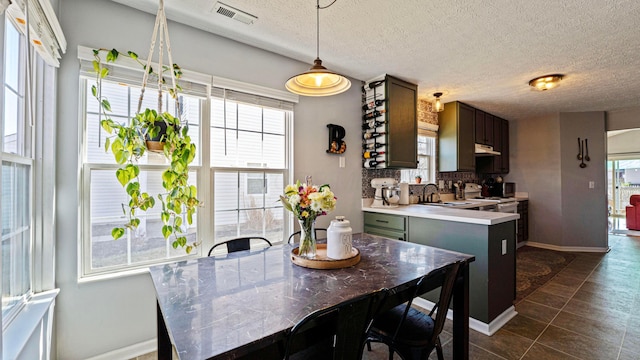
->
[[363, 204, 518, 335]]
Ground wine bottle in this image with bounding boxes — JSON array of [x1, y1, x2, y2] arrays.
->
[[363, 151, 385, 159], [361, 80, 385, 92], [363, 131, 386, 140], [362, 109, 386, 120], [361, 99, 386, 110], [362, 142, 385, 150], [362, 120, 386, 130], [364, 159, 385, 168]]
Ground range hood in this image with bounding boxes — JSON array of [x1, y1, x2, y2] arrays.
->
[[475, 143, 501, 156]]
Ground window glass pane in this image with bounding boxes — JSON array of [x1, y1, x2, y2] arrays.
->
[[237, 103, 262, 132], [401, 134, 436, 183], [89, 169, 197, 270], [263, 134, 285, 168], [263, 108, 285, 135], [214, 172, 239, 211], [4, 20, 20, 91], [3, 89, 21, 154], [211, 98, 237, 129], [86, 80, 130, 116], [210, 128, 238, 167], [2, 162, 31, 317], [214, 171, 284, 243]]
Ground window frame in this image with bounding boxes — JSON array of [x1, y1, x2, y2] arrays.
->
[[77, 53, 297, 278], [79, 78, 204, 277], [1, 16, 34, 329], [401, 130, 437, 184], [209, 94, 293, 250]]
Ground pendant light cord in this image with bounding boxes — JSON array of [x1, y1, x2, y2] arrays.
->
[[316, 0, 338, 59]]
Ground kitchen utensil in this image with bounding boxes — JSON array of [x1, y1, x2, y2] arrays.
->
[[585, 139, 590, 161], [577, 137, 582, 160], [580, 141, 587, 168]]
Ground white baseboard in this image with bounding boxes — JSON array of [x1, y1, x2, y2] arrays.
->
[[85, 339, 156, 360], [413, 298, 517, 336], [523, 241, 609, 253]]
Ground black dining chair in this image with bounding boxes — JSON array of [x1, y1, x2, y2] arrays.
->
[[366, 261, 462, 360], [207, 237, 272, 256], [287, 228, 328, 244], [283, 289, 388, 360]]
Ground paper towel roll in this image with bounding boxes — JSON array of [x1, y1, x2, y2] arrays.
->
[[399, 182, 410, 205]]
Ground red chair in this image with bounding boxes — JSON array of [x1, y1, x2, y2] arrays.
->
[[626, 195, 640, 230]]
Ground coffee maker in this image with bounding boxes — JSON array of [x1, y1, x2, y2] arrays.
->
[[371, 178, 400, 208]]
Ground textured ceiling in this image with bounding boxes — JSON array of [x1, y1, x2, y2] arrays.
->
[[110, 0, 640, 120]]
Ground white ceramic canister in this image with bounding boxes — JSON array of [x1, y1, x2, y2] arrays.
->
[[326, 216, 353, 260]]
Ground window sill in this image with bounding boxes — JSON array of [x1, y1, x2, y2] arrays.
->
[[3, 289, 59, 360]]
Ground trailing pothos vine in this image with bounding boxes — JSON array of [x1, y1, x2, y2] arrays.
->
[[92, 48, 200, 253]]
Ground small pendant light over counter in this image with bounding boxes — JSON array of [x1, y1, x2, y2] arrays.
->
[[433, 92, 444, 112], [285, 0, 351, 97]]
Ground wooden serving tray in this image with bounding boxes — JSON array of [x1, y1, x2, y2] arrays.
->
[[291, 244, 360, 269]]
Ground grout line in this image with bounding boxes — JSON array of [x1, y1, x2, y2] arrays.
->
[[518, 254, 605, 359]]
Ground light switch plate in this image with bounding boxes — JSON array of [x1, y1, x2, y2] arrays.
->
[[502, 239, 507, 255], [339, 156, 345, 168]]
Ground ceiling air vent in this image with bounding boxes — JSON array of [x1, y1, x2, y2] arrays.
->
[[212, 2, 257, 25]]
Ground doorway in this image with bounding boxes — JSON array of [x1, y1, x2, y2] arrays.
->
[[606, 128, 640, 234]]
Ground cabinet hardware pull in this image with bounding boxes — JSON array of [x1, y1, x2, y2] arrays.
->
[[375, 220, 389, 223]]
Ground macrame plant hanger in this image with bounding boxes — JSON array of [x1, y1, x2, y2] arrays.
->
[[137, 0, 179, 121]]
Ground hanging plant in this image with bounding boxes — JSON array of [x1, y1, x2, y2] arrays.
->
[[91, 6, 200, 255]]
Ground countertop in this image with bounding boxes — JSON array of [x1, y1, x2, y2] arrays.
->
[[363, 203, 519, 225]]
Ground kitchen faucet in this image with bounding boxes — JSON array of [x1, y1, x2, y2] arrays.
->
[[421, 183, 439, 203]]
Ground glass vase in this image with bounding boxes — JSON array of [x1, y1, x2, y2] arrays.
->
[[298, 218, 317, 259]]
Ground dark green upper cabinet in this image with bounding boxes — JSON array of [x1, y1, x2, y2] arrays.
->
[[386, 75, 418, 168], [438, 101, 475, 172]]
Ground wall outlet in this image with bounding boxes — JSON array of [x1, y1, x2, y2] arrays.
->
[[502, 239, 507, 255], [589, 181, 595, 189]]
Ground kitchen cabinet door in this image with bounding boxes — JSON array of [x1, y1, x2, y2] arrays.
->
[[484, 113, 494, 146], [439, 101, 475, 172], [475, 109, 485, 144], [500, 119, 509, 174], [386, 75, 418, 168]]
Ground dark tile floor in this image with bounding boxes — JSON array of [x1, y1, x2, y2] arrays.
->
[[365, 234, 640, 360], [138, 234, 640, 360]]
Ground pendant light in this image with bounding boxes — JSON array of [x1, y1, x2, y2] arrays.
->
[[433, 92, 444, 112], [285, 0, 351, 96]]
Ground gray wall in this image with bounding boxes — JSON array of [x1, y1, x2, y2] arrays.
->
[[559, 112, 608, 247], [607, 106, 640, 131], [55, 0, 362, 358], [507, 112, 608, 250], [506, 114, 563, 246]]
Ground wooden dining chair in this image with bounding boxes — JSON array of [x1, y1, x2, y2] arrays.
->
[[366, 261, 462, 360], [287, 228, 328, 244], [207, 237, 272, 256], [283, 289, 388, 360]]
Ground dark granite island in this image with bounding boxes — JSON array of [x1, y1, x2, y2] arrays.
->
[[149, 233, 474, 360]]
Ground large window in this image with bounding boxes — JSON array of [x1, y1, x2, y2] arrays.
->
[[2, 18, 32, 324], [211, 92, 291, 245], [81, 79, 202, 275], [79, 53, 295, 276]]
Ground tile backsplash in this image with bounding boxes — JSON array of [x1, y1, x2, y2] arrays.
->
[[361, 168, 401, 198]]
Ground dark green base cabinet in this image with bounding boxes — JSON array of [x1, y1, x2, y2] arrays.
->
[[363, 212, 407, 241], [408, 217, 515, 324]]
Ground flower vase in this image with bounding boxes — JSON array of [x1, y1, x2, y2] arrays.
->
[[298, 218, 317, 259]]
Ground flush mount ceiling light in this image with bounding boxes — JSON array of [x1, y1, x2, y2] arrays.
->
[[529, 74, 564, 91], [433, 92, 444, 112], [285, 0, 351, 97]]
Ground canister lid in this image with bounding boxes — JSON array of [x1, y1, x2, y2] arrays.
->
[[332, 216, 350, 227]]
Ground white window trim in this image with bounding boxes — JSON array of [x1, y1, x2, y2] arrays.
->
[[77, 45, 296, 279]]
